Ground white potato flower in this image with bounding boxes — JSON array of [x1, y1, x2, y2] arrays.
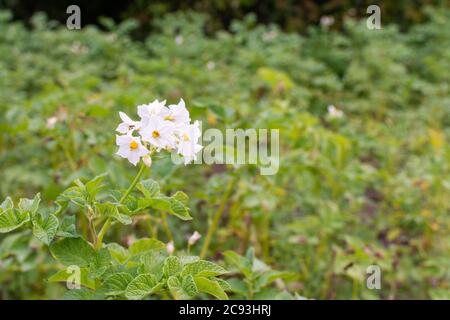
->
[[116, 134, 149, 166], [116, 111, 141, 134], [160, 98, 190, 125], [328, 105, 344, 118], [140, 117, 176, 151], [115, 98, 201, 166], [137, 99, 167, 125], [176, 121, 203, 164]]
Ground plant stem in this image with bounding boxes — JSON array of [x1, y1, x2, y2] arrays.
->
[[199, 177, 235, 259], [160, 211, 173, 241], [80, 213, 88, 239], [119, 164, 147, 203], [95, 164, 147, 250]]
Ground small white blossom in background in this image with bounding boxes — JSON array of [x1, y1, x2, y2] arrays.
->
[[320, 16, 335, 28], [327, 105, 344, 119], [188, 231, 201, 246], [115, 99, 203, 166], [166, 241, 175, 254], [46, 116, 58, 129], [175, 35, 183, 45], [206, 61, 216, 70], [263, 30, 278, 42]]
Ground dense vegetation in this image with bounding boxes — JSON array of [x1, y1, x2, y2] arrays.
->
[[0, 7, 449, 299], [6, 0, 449, 33]]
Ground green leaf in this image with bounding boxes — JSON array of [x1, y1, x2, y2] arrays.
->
[[216, 278, 232, 291], [168, 275, 198, 299], [137, 179, 160, 198], [145, 196, 171, 211], [224, 250, 252, 277], [0, 208, 30, 233], [107, 243, 129, 264], [48, 267, 96, 290], [125, 273, 158, 300], [96, 202, 131, 225], [85, 173, 108, 198], [60, 186, 87, 208], [138, 194, 192, 221], [89, 247, 111, 278], [113, 211, 132, 225], [18, 193, 41, 215], [57, 215, 77, 238], [180, 255, 200, 266], [183, 275, 198, 297], [172, 191, 189, 204], [167, 197, 192, 221], [167, 276, 187, 300], [50, 237, 96, 267], [63, 288, 93, 300], [0, 197, 13, 210], [194, 276, 228, 300], [163, 256, 182, 277], [53, 195, 69, 216], [254, 271, 296, 290], [129, 238, 165, 255], [140, 250, 166, 280], [182, 260, 228, 278], [101, 272, 134, 296], [32, 212, 59, 245]]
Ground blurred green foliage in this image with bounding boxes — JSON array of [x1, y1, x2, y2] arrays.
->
[[0, 6, 449, 299]]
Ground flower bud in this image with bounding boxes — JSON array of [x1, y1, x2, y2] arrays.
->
[[188, 231, 201, 246], [143, 155, 152, 167], [166, 241, 175, 254]]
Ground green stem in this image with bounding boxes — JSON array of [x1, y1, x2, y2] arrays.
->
[[200, 177, 235, 258], [95, 164, 147, 250], [61, 140, 77, 171], [161, 212, 173, 242], [119, 164, 147, 203]]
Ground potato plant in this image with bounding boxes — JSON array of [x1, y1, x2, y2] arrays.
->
[[1, 6, 449, 300], [0, 163, 236, 300]]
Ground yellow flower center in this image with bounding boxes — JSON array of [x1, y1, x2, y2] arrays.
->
[[129, 140, 139, 150], [182, 133, 190, 141], [164, 115, 174, 121], [152, 130, 160, 138]]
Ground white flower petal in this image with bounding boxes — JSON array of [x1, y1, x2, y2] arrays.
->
[[119, 111, 133, 123], [116, 134, 132, 145], [116, 145, 130, 158], [128, 151, 140, 166], [116, 123, 129, 134]]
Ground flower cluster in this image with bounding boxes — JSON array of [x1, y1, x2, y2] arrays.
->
[[115, 99, 202, 166]]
